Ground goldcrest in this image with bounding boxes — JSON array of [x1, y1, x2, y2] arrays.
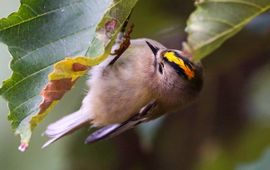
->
[[42, 38, 203, 148]]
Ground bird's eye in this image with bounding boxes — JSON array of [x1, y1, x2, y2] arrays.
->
[[158, 63, 164, 74]]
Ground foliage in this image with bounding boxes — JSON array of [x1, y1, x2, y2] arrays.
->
[[184, 0, 270, 61], [0, 0, 269, 153], [0, 0, 137, 150]]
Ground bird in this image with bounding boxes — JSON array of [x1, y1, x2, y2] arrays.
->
[[42, 37, 203, 148]]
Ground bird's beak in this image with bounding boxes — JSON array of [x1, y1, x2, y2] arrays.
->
[[146, 41, 159, 56]]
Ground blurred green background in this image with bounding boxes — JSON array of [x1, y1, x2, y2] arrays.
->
[[1, 0, 270, 170]]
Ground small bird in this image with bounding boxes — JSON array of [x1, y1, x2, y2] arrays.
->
[[42, 38, 203, 148]]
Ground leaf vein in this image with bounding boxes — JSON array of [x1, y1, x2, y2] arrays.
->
[[0, 0, 85, 33], [22, 3, 39, 16], [1, 66, 51, 96], [10, 95, 39, 113], [193, 5, 270, 50], [2, 47, 86, 95], [11, 25, 93, 65], [206, 0, 263, 9], [203, 17, 234, 27]]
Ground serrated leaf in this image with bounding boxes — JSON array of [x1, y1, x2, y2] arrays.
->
[[30, 57, 95, 132], [0, 0, 137, 151], [184, 0, 270, 61]]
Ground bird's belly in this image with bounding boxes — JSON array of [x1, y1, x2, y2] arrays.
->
[[86, 70, 152, 127], [89, 88, 151, 126]]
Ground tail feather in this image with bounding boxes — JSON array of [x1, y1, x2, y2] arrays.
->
[[42, 111, 90, 148]]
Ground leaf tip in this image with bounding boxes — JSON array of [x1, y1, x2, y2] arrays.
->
[[18, 141, 29, 152]]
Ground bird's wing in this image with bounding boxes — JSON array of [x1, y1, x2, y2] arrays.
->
[[85, 100, 157, 144]]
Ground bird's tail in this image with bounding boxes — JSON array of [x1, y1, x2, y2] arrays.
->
[[42, 111, 90, 148]]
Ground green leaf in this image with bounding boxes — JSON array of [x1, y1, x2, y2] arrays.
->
[[0, 0, 137, 151], [184, 0, 270, 61]]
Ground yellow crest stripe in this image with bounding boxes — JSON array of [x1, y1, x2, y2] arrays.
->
[[164, 52, 194, 79]]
